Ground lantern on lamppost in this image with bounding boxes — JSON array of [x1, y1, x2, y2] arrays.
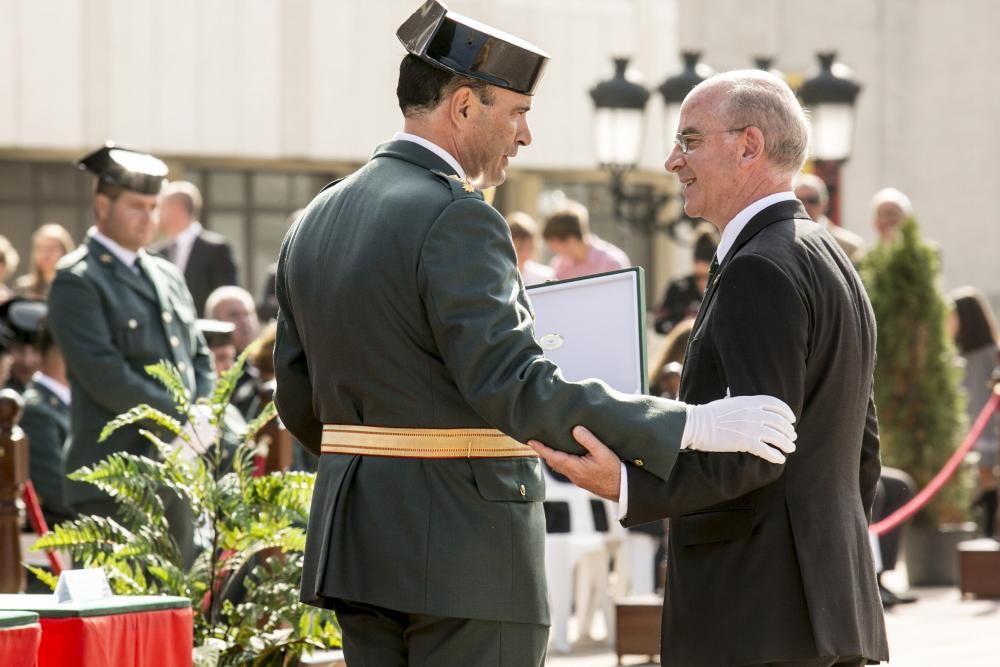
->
[[589, 57, 669, 234], [798, 52, 862, 225], [658, 51, 715, 151]]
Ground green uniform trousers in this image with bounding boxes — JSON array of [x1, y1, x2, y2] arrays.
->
[[331, 598, 547, 667]]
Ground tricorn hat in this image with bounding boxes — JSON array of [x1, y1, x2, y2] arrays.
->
[[77, 143, 169, 196], [0, 298, 48, 349], [196, 319, 236, 349], [397, 0, 549, 95]]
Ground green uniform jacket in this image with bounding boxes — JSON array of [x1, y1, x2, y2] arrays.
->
[[274, 140, 688, 626], [48, 236, 214, 507], [19, 380, 73, 522]]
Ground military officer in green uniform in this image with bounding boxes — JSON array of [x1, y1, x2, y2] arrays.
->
[[47, 144, 214, 565], [0, 299, 73, 525], [274, 2, 798, 664]]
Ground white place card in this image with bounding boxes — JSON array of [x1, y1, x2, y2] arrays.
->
[[54, 567, 113, 604]]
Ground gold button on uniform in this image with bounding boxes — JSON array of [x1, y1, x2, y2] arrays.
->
[[633, 458, 644, 467], [99, 254, 113, 263], [162, 311, 173, 323], [170, 336, 180, 347], [519, 484, 526, 497], [128, 319, 138, 330]]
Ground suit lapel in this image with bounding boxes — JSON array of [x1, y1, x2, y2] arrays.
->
[[184, 234, 204, 282], [680, 200, 810, 392], [136, 255, 176, 318], [694, 200, 809, 329]]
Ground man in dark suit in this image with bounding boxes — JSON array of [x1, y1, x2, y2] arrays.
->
[[532, 70, 888, 666], [151, 181, 238, 317], [273, 3, 797, 665], [48, 145, 215, 565]]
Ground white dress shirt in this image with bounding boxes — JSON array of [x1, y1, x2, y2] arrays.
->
[[89, 227, 145, 272], [393, 132, 466, 178], [616, 191, 797, 520]]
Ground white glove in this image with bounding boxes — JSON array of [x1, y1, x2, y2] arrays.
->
[[681, 395, 797, 464], [170, 404, 218, 460]]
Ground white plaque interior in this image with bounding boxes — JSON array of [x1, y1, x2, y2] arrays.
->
[[526, 268, 646, 395]]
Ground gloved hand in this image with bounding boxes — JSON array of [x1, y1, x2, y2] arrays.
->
[[681, 395, 797, 463], [170, 403, 218, 460]]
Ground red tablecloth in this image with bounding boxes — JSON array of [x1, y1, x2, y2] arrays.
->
[[36, 607, 192, 667], [0, 623, 42, 667]]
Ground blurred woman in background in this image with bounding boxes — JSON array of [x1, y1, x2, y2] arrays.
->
[[17, 224, 76, 299], [949, 286, 1000, 538], [0, 235, 19, 301]]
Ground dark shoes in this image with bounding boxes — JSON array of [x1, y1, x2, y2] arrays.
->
[[879, 581, 916, 609]]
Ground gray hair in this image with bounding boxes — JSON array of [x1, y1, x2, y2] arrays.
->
[[161, 180, 203, 220], [870, 187, 914, 217], [697, 70, 810, 175], [793, 172, 829, 204], [204, 285, 255, 319]]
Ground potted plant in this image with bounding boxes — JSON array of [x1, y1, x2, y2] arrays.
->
[[862, 217, 974, 585], [28, 354, 342, 665]]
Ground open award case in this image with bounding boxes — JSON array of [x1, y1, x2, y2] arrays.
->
[[526, 267, 647, 395]]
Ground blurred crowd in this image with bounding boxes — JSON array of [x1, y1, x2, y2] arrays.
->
[[0, 169, 313, 551], [1, 155, 997, 600]]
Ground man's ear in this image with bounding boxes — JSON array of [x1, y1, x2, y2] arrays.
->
[[740, 126, 765, 167], [449, 86, 476, 125], [94, 193, 112, 223]]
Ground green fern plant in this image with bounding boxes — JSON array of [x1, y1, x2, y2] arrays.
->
[[861, 217, 970, 524], [29, 352, 340, 665]]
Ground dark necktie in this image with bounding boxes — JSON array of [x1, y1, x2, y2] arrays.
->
[[708, 254, 720, 286]]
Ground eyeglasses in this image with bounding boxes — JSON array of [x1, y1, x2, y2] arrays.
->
[[674, 126, 750, 154]]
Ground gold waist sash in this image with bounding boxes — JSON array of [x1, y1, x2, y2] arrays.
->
[[320, 425, 538, 459]]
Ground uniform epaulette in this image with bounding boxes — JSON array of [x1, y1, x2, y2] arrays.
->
[[320, 176, 348, 194], [56, 244, 89, 270], [431, 170, 484, 201]]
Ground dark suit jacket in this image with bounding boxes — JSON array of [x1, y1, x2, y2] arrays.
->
[[152, 229, 238, 317], [625, 200, 888, 666], [20, 379, 73, 523], [274, 140, 691, 625], [48, 236, 214, 506]]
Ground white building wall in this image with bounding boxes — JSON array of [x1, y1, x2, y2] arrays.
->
[[0, 0, 680, 172]]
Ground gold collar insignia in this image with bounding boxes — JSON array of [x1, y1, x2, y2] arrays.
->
[[449, 174, 476, 193]]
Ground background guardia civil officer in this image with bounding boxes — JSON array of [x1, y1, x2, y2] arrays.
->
[[47, 144, 214, 566], [274, 2, 797, 665]]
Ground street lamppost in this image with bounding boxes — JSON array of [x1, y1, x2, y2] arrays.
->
[[588, 57, 663, 234], [589, 53, 714, 238], [658, 51, 715, 164], [797, 52, 862, 226]]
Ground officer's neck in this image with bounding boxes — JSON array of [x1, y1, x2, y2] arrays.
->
[[401, 117, 474, 177]]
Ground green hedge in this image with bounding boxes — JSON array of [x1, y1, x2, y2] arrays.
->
[[861, 217, 970, 524]]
